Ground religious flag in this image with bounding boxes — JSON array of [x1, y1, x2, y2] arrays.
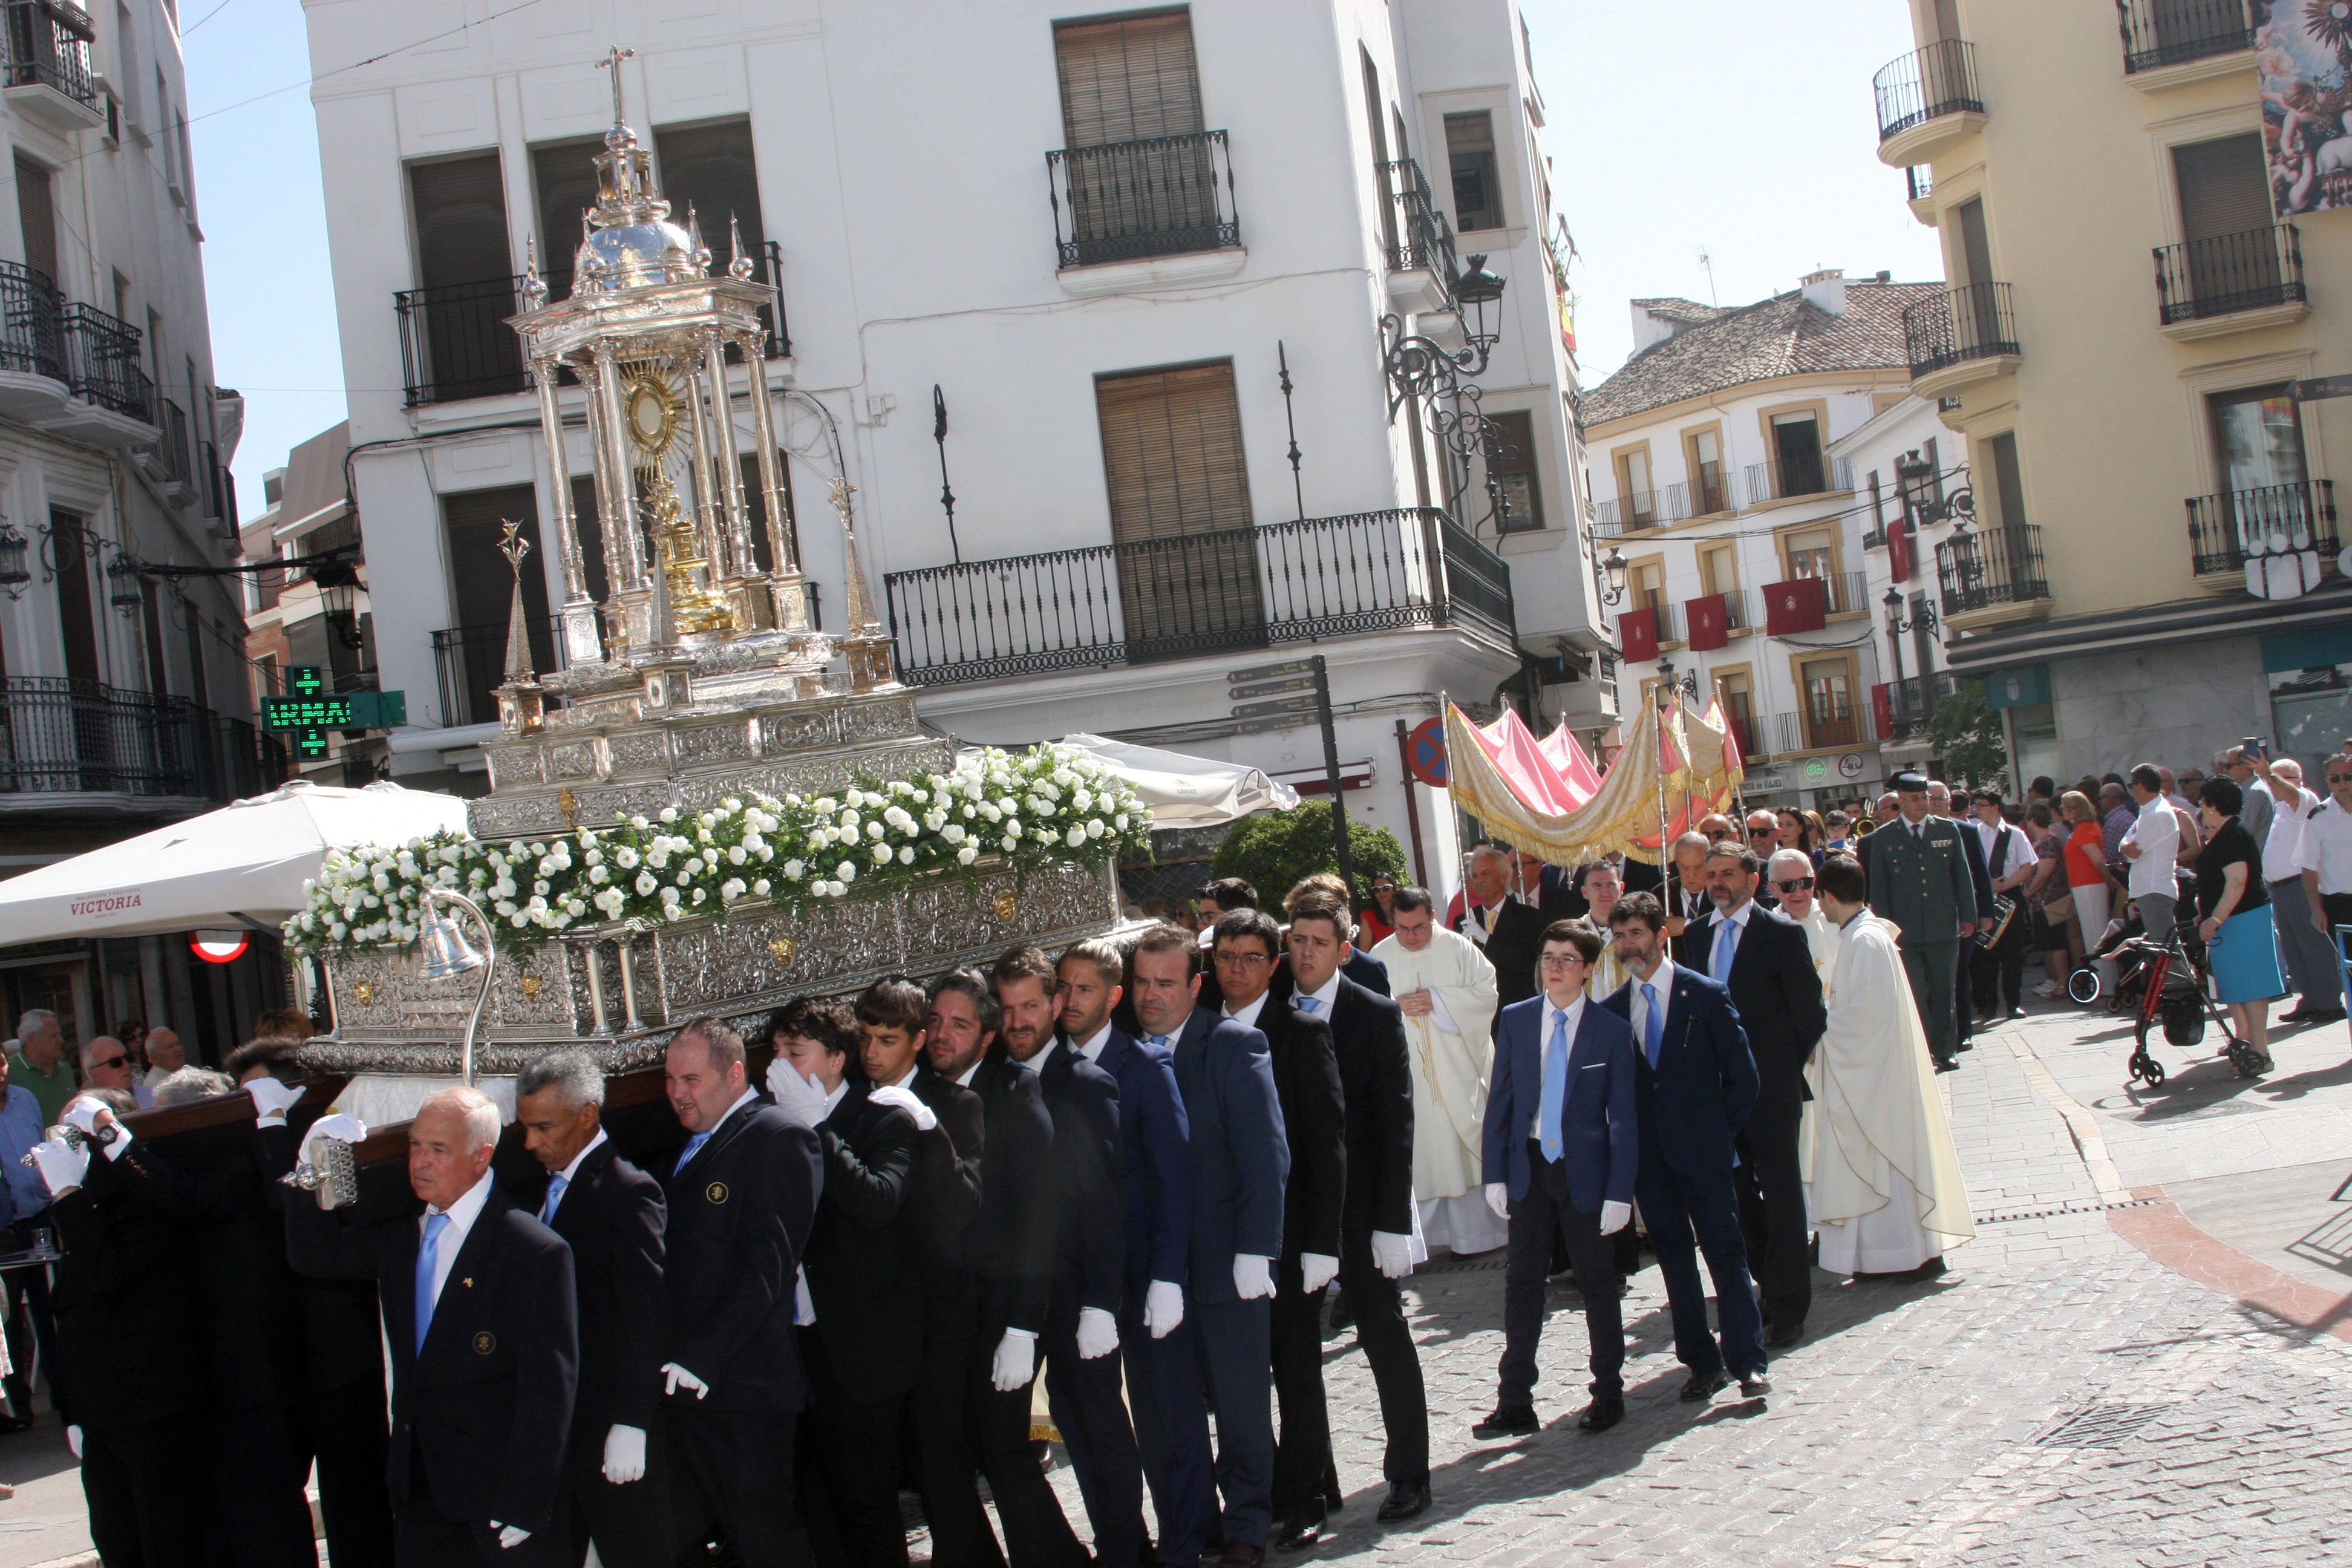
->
[[1764, 576, 1828, 636], [1889, 517, 1914, 582], [1618, 606, 1659, 663], [1872, 682, 1894, 739], [1685, 593, 1728, 651], [1705, 695, 1742, 773]]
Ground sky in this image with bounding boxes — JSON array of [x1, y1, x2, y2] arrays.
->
[[185, 0, 1945, 523]]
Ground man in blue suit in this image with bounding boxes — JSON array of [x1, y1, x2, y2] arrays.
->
[[1597, 892, 1770, 1402], [1471, 921, 1640, 1436], [1129, 923, 1289, 1568], [1053, 938, 1203, 1568]]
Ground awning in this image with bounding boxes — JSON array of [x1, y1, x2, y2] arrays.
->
[[0, 779, 470, 946], [1048, 735, 1301, 828]]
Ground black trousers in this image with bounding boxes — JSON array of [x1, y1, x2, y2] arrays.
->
[[3, 1218, 60, 1420], [551, 1416, 674, 1568], [83, 1412, 207, 1568], [1734, 1083, 1811, 1324], [667, 1405, 816, 1568], [1191, 1295, 1274, 1551], [1120, 1285, 1214, 1567], [1972, 920, 2027, 1015], [1499, 1148, 1623, 1408], [1271, 1231, 1429, 1523], [302, 1376, 395, 1568], [204, 1399, 316, 1568], [967, 1309, 1086, 1568], [1040, 1298, 1144, 1568], [904, 1308, 1000, 1568], [797, 1327, 911, 1568], [1954, 939, 1978, 1044]]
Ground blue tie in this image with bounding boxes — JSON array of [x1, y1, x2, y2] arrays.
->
[[1538, 1009, 1570, 1161], [414, 1212, 450, 1354], [540, 1174, 568, 1226], [1148, 1036, 1170, 1050], [1641, 982, 1664, 1069], [674, 1131, 711, 1175], [1711, 918, 1740, 982], [1297, 997, 1319, 1014]]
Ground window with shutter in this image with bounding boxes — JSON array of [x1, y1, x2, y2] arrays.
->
[[1802, 656, 1858, 749], [656, 119, 767, 274], [1052, 11, 1222, 266], [1770, 413, 1826, 498], [1056, 10, 1203, 146], [531, 136, 604, 287], [1484, 410, 1543, 532], [1094, 360, 1263, 662], [441, 485, 552, 725], [14, 155, 56, 287], [2173, 133, 2278, 310], [408, 153, 520, 400]]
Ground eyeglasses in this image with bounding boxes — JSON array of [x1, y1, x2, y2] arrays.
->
[[1538, 952, 1589, 968], [1748, 827, 1775, 838], [1774, 877, 1814, 893], [88, 1054, 129, 1071], [1212, 950, 1272, 969]]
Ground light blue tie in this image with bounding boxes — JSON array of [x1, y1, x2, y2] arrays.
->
[[540, 1174, 568, 1226], [1641, 982, 1664, 1069], [1148, 1036, 1170, 1050], [414, 1212, 450, 1354], [674, 1131, 711, 1175], [1538, 1009, 1570, 1161], [1711, 918, 1740, 982], [1297, 997, 1319, 1013]]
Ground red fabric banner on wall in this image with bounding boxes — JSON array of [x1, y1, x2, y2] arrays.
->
[[1889, 517, 1913, 583], [1872, 682, 1894, 740], [1763, 577, 1828, 636], [1685, 593, 1728, 651], [1618, 607, 1659, 663]]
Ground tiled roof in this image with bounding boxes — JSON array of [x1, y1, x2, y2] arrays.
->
[[1583, 281, 1945, 428]]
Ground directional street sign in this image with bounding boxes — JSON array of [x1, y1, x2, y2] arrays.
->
[[1229, 658, 1316, 685], [1228, 675, 1318, 699], [1227, 716, 1305, 737], [1230, 694, 1318, 720], [2289, 374, 2352, 402]]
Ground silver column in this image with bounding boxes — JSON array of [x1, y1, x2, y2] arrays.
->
[[739, 335, 808, 632], [536, 355, 602, 665], [703, 332, 753, 578]]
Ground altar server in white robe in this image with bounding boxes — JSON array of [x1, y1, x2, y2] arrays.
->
[[1371, 886, 1506, 1255], [1805, 857, 1975, 1278]]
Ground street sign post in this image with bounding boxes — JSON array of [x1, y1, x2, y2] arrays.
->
[[1229, 694, 1318, 720], [1223, 656, 1354, 891], [2288, 374, 2352, 402], [1227, 675, 1318, 699], [1228, 658, 1316, 684], [1311, 655, 1354, 893]]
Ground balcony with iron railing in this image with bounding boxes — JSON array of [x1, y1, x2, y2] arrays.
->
[[60, 301, 149, 418], [1772, 700, 1877, 756], [1592, 485, 1685, 535], [1902, 281, 2021, 396], [2186, 478, 2338, 583], [1935, 523, 2050, 626], [2, 0, 100, 134], [1047, 129, 1240, 272], [395, 241, 791, 407], [1873, 38, 1986, 166], [1885, 670, 1956, 732], [884, 507, 1512, 688], [2152, 223, 2305, 336], [0, 677, 284, 803], [1745, 454, 1855, 508], [2115, 0, 2253, 77], [1379, 156, 1459, 308], [0, 258, 64, 384]]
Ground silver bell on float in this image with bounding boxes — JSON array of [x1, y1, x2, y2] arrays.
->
[[416, 909, 486, 982]]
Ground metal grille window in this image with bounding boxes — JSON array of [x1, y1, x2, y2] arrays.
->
[[1445, 110, 1501, 231], [1485, 410, 1543, 532], [1095, 360, 1260, 660]]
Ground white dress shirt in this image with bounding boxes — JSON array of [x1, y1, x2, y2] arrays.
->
[[420, 1166, 497, 1317], [2296, 797, 2352, 895], [1530, 990, 1587, 1138], [954, 1060, 981, 1088], [1707, 899, 1755, 981], [540, 1128, 609, 1221], [1071, 1023, 1114, 1063], [1223, 991, 1272, 1031], [1014, 1039, 1059, 1076], [1292, 972, 1342, 1016], [1627, 959, 1681, 1050], [2124, 795, 2180, 898], [2264, 784, 2319, 881]]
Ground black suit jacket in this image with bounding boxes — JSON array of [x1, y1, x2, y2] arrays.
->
[[805, 1086, 924, 1402], [1244, 995, 1344, 1263], [659, 1097, 823, 1413], [538, 1139, 666, 1445], [1455, 898, 1548, 1009], [965, 1054, 1055, 1335], [906, 1067, 986, 1324], [1682, 903, 1828, 1108], [258, 1121, 386, 1398], [48, 1151, 203, 1431], [1340, 948, 1391, 996], [1664, 880, 1713, 967], [1957, 815, 1999, 920], [1272, 971, 1413, 1236], [285, 1179, 578, 1534], [1036, 1044, 1123, 1318]]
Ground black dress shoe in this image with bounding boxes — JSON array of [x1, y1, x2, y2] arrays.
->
[[1322, 1460, 1343, 1513], [1933, 1057, 1960, 1074], [1271, 1513, 1324, 1552], [1374, 1480, 1431, 1522], [1679, 1368, 1729, 1402], [1471, 1406, 1539, 1439], [1739, 1374, 1772, 1398], [1907, 1255, 1947, 1282], [1576, 1398, 1625, 1432], [1766, 1318, 1806, 1349], [1217, 1546, 1266, 1568], [0, 1412, 32, 1435]]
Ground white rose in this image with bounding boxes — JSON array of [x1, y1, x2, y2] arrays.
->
[[635, 872, 658, 895], [661, 886, 680, 905], [872, 843, 892, 865], [783, 860, 805, 879], [867, 822, 885, 841], [1086, 820, 1105, 839], [898, 846, 915, 864], [729, 846, 747, 865], [752, 878, 771, 897], [1067, 826, 1086, 848], [1002, 834, 1019, 852], [836, 861, 856, 881], [956, 845, 978, 865], [691, 887, 707, 905], [943, 824, 965, 844]]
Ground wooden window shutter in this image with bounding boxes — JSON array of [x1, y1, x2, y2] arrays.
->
[[2173, 133, 2272, 244], [1055, 10, 1203, 147], [408, 153, 511, 290], [1094, 359, 1261, 660]]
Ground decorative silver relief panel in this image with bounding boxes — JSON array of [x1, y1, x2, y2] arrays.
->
[[607, 730, 671, 776], [675, 721, 752, 767], [758, 707, 839, 753], [547, 741, 601, 780], [483, 743, 544, 791]]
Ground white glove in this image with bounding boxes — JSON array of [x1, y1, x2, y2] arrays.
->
[[763, 1060, 828, 1129], [1232, 1254, 1275, 1300], [245, 1079, 304, 1128], [1599, 1200, 1632, 1236], [65, 1424, 81, 1460], [492, 1525, 529, 1549], [1485, 1182, 1511, 1220], [601, 1423, 647, 1485], [30, 1138, 88, 1197], [1371, 1230, 1414, 1280], [298, 1113, 368, 1165], [990, 1328, 1035, 1391], [1075, 1305, 1120, 1359], [1300, 1252, 1339, 1294], [1143, 1279, 1184, 1338], [660, 1362, 710, 1399], [865, 1083, 936, 1132], [61, 1099, 105, 1135]]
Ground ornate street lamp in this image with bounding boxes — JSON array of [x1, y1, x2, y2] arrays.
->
[[1379, 254, 1516, 534], [106, 552, 142, 616], [309, 557, 367, 648], [1600, 545, 1628, 606], [0, 523, 29, 599]]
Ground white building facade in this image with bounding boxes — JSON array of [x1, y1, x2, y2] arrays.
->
[[300, 0, 1607, 888]]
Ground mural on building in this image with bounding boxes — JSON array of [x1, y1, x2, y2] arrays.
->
[[2257, 0, 2352, 214]]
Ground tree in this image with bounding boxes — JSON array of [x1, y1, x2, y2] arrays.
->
[[1929, 679, 2010, 791], [1209, 801, 1408, 911]]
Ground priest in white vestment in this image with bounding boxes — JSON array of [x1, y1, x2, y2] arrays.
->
[[1806, 858, 1976, 1276], [1372, 887, 1507, 1255]]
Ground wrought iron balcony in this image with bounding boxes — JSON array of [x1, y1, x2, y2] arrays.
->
[[884, 507, 1512, 688], [60, 301, 149, 418], [3, 0, 95, 111], [2116, 0, 2253, 74], [1874, 39, 1984, 143], [0, 258, 63, 382], [2153, 223, 2302, 324], [1935, 523, 2048, 618], [0, 677, 283, 801], [1903, 281, 2020, 381], [1773, 702, 1875, 756], [1887, 671, 1957, 730], [2186, 478, 2337, 578], [1744, 454, 1855, 507], [1379, 157, 1459, 299], [1593, 486, 1683, 535], [396, 241, 789, 407], [1047, 129, 1240, 270], [433, 613, 566, 730]]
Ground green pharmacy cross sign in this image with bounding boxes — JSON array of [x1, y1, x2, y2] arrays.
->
[[261, 668, 407, 759]]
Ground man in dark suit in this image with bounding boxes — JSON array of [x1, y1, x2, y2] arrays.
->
[[1270, 891, 1428, 1538], [1661, 832, 1716, 967], [658, 1016, 825, 1568], [1451, 845, 1547, 1009], [515, 1050, 670, 1568], [1598, 893, 1769, 1402], [992, 947, 1142, 1568], [1282, 874, 1393, 996], [1129, 924, 1287, 1568], [925, 972, 1083, 1568], [1682, 847, 1828, 1347], [1211, 909, 1342, 1560], [1471, 921, 1639, 1437], [284, 1086, 580, 1568], [1930, 779, 2000, 1054]]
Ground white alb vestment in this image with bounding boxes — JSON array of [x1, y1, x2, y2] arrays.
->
[[1371, 926, 1506, 1254], [1804, 909, 1975, 1273]]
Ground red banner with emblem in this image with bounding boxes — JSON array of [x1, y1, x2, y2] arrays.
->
[[1685, 592, 1728, 651], [1872, 682, 1894, 739], [1889, 517, 1913, 583], [1618, 606, 1659, 663], [1763, 576, 1828, 636]]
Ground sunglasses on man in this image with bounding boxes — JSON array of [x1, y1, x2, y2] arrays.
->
[[1773, 877, 1813, 894], [1748, 827, 1775, 838], [88, 1053, 130, 1072]]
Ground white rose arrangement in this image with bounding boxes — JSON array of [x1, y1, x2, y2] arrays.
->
[[285, 742, 1149, 956]]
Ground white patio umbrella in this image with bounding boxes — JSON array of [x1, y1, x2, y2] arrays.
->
[[1052, 734, 1301, 828], [0, 779, 470, 947]]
